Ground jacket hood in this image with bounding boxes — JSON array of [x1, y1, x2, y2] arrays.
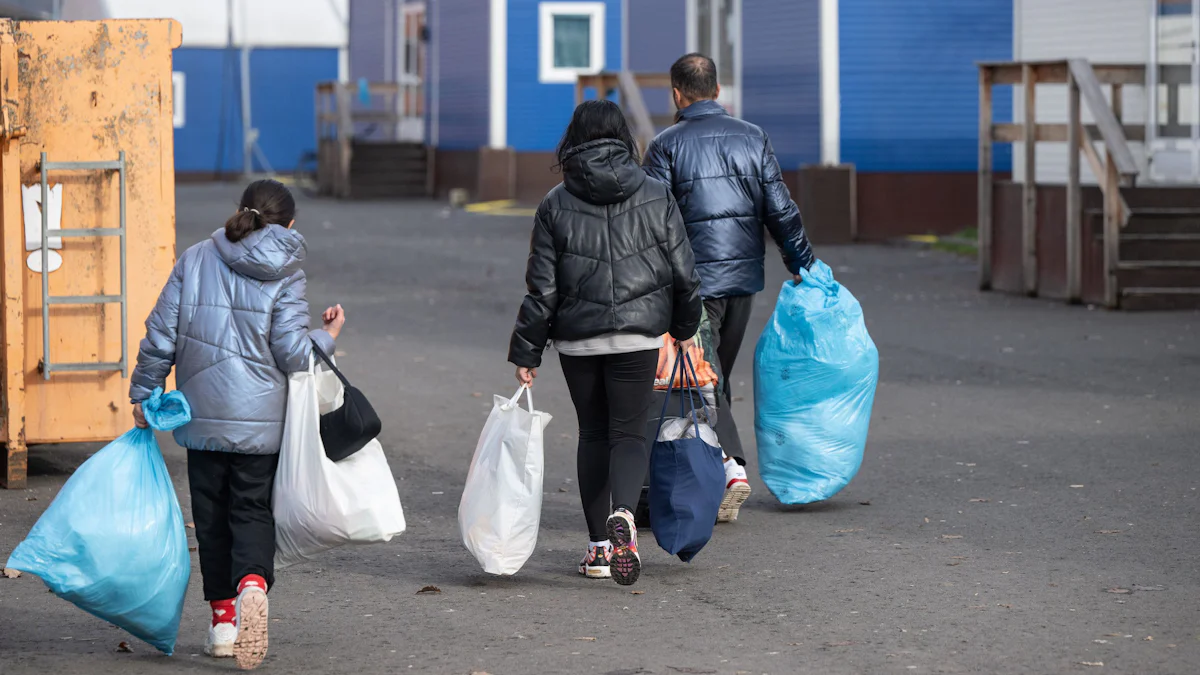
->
[[676, 99, 729, 122], [560, 139, 647, 206], [211, 224, 307, 281]]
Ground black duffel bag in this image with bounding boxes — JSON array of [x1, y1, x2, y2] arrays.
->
[[312, 344, 382, 462]]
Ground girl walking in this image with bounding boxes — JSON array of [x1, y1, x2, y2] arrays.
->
[[130, 179, 344, 669], [509, 101, 703, 586]]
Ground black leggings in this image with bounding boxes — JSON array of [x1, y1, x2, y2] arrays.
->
[[560, 350, 658, 541]]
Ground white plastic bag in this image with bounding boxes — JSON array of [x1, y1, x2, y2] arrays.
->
[[458, 387, 551, 575], [273, 357, 406, 569], [659, 412, 721, 448]]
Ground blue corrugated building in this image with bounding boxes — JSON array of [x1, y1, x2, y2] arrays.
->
[[366, 0, 1013, 235]]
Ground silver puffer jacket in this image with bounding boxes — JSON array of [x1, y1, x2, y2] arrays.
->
[[130, 224, 335, 455]]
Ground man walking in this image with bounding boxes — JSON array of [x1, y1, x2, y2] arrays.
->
[[643, 53, 815, 522]]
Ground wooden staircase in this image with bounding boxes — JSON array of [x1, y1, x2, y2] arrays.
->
[[1105, 188, 1200, 310], [348, 142, 432, 199]]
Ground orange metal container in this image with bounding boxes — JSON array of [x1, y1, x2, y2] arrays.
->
[[0, 19, 181, 488]]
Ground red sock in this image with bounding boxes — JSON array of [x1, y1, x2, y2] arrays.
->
[[210, 599, 236, 626], [238, 574, 267, 594]]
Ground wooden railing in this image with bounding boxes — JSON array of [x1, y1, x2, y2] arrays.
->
[[315, 81, 423, 198], [978, 60, 1190, 307], [576, 72, 673, 157]]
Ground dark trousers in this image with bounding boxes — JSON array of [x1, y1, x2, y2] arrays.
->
[[187, 450, 280, 602], [560, 350, 658, 541], [703, 295, 755, 465]]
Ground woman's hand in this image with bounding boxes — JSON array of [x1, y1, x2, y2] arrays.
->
[[516, 367, 537, 387], [675, 337, 697, 353], [323, 304, 346, 340], [132, 403, 148, 429]]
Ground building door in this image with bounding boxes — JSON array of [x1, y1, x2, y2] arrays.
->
[[686, 0, 741, 117], [1148, 0, 1200, 183], [397, 1, 426, 142]]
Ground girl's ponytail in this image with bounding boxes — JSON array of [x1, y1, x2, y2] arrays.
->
[[224, 208, 264, 243], [223, 179, 296, 243]]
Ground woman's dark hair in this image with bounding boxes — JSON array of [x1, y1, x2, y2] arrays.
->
[[224, 179, 297, 243], [555, 99, 639, 171]]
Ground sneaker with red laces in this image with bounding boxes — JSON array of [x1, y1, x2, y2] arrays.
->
[[233, 575, 269, 670], [578, 542, 613, 578], [606, 509, 641, 586], [719, 459, 751, 523]]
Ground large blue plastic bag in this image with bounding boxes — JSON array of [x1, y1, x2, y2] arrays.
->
[[753, 261, 879, 505], [6, 388, 192, 655]]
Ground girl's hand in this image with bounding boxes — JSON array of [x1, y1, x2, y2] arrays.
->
[[323, 304, 346, 340], [132, 403, 149, 429], [516, 367, 536, 387]]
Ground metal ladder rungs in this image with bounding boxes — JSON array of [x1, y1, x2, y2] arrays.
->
[[47, 295, 122, 306], [40, 160, 124, 171], [42, 362, 124, 374], [57, 228, 124, 237]]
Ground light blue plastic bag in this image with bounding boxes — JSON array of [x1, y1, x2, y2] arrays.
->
[[6, 388, 192, 655], [753, 261, 879, 504]]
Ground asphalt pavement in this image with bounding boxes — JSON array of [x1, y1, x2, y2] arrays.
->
[[1, 185, 1197, 675]]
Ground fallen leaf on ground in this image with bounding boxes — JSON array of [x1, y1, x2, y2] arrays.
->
[[2, 568, 21, 579], [824, 641, 856, 647], [969, 498, 990, 503], [631, 590, 645, 595], [1102, 633, 1122, 637], [416, 585, 442, 595], [26, 496, 36, 501], [188, 546, 198, 552], [1094, 639, 1109, 644], [1131, 585, 1165, 592], [471, 392, 483, 398], [834, 528, 863, 533], [185, 522, 195, 529], [859, 500, 872, 506], [947, 561, 962, 566], [1094, 530, 1123, 535], [1143, 636, 1153, 641], [941, 535, 964, 540], [996, 603, 1012, 609], [116, 642, 132, 653], [558, 487, 570, 493], [574, 637, 597, 642], [924, 517, 930, 524], [1079, 662, 1103, 667], [1105, 588, 1131, 595]]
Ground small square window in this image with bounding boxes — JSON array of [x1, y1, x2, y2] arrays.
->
[[539, 2, 606, 84]]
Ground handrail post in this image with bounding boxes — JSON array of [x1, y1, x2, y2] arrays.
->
[[1104, 82, 1124, 308], [1022, 64, 1038, 296], [978, 66, 994, 290], [1066, 70, 1082, 303]]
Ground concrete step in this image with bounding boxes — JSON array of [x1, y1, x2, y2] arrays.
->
[[1120, 287, 1200, 311], [1119, 233, 1200, 261]]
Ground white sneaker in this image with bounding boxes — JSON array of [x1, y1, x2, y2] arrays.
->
[[234, 582, 269, 670], [205, 622, 237, 658], [719, 460, 751, 523]]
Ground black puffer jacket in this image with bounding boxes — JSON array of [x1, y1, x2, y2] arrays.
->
[[644, 100, 815, 299], [509, 139, 703, 369]]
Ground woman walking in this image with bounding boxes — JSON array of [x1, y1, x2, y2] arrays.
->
[[508, 101, 703, 586]]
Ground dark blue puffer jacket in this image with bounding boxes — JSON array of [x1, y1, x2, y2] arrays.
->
[[643, 100, 815, 298]]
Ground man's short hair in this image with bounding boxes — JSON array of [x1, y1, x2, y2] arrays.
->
[[670, 53, 719, 101]]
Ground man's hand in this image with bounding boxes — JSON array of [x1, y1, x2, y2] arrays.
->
[[323, 304, 346, 340], [516, 367, 537, 387], [133, 403, 148, 429], [676, 337, 697, 352], [793, 274, 803, 285]]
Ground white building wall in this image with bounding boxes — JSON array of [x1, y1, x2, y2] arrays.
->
[[61, 0, 349, 49], [1013, 0, 1152, 185]]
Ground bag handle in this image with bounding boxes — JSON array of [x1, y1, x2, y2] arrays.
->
[[655, 348, 703, 438], [312, 342, 351, 388], [507, 385, 535, 414]]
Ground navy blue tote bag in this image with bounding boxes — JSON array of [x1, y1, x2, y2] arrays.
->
[[648, 354, 726, 562]]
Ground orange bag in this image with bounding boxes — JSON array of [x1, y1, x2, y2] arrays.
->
[[654, 335, 719, 390]]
